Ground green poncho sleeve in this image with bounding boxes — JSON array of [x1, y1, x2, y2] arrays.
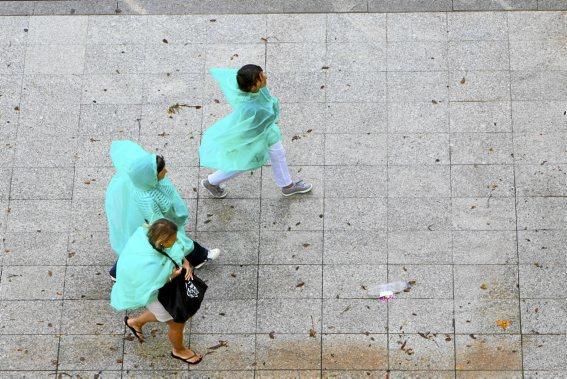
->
[[199, 68, 282, 172], [110, 227, 175, 311]]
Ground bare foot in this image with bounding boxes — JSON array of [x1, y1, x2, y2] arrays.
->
[[125, 317, 144, 343]]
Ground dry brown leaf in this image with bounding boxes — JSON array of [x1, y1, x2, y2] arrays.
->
[[296, 281, 305, 288], [269, 331, 275, 339], [480, 283, 488, 290], [208, 340, 228, 350], [460, 77, 466, 84]]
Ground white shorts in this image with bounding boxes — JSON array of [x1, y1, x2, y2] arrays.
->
[[146, 299, 173, 322]]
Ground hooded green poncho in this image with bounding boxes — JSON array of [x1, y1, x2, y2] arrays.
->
[[110, 226, 184, 310], [105, 140, 194, 258], [199, 68, 282, 171]]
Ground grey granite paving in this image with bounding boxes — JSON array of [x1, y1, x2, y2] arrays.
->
[[0, 10, 566, 378]]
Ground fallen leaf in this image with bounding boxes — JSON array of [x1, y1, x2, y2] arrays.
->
[[340, 305, 351, 315], [162, 38, 168, 44], [496, 319, 511, 330], [210, 19, 217, 22], [218, 312, 226, 316], [269, 331, 275, 339], [480, 283, 488, 290], [47, 271, 52, 277], [208, 340, 228, 350], [431, 100, 438, 104], [84, 180, 91, 185], [214, 99, 220, 103], [296, 281, 305, 288], [230, 273, 237, 278], [260, 37, 268, 42], [309, 328, 316, 337], [157, 132, 169, 137], [302, 243, 310, 248], [321, 66, 330, 70], [469, 334, 477, 339], [460, 77, 466, 84], [291, 135, 300, 141]]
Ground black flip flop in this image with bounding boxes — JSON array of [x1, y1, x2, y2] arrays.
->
[[170, 351, 203, 365], [124, 316, 144, 343]]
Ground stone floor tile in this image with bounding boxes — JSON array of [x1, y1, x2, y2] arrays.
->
[[521, 299, 566, 334], [261, 197, 324, 231], [87, 15, 148, 45], [28, 15, 87, 44], [82, 74, 144, 105], [267, 43, 326, 73], [204, 43, 265, 72], [388, 165, 451, 197], [268, 72, 326, 103], [448, 12, 508, 40], [389, 101, 449, 133], [260, 231, 323, 265], [198, 198, 260, 231], [281, 132, 325, 165], [389, 333, 454, 370], [455, 334, 522, 370], [510, 39, 567, 70], [284, 0, 367, 12], [267, 14, 325, 43], [323, 334, 387, 370], [15, 135, 78, 168], [327, 14, 386, 43], [449, 40, 509, 70], [454, 265, 519, 300], [451, 164, 515, 198], [387, 41, 447, 71], [455, 299, 521, 334], [141, 102, 201, 137], [3, 232, 69, 265], [514, 132, 567, 165], [195, 231, 259, 265], [456, 372, 521, 379], [79, 104, 141, 137], [327, 71, 386, 103], [0, 44, 26, 76], [197, 265, 257, 300], [389, 299, 454, 333], [452, 197, 516, 231], [146, 15, 208, 44], [64, 265, 113, 300], [519, 263, 566, 299], [517, 197, 567, 230], [388, 198, 451, 231], [508, 11, 567, 40], [262, 165, 323, 199], [68, 231, 114, 266], [454, 0, 537, 10], [140, 133, 201, 167], [59, 371, 122, 379], [511, 71, 567, 101], [19, 102, 81, 138], [388, 71, 448, 103], [388, 264, 453, 299], [0, 300, 62, 335], [323, 264, 386, 299], [327, 42, 386, 72], [144, 43, 205, 74], [256, 333, 321, 370], [261, 370, 320, 379], [516, 164, 567, 197], [278, 102, 326, 136], [392, 372, 455, 379], [322, 298, 387, 334], [10, 168, 73, 200], [512, 101, 567, 133], [325, 133, 386, 166], [71, 198, 107, 233], [389, 231, 452, 264], [517, 230, 566, 264], [449, 101, 512, 133], [189, 334, 256, 370], [191, 299, 256, 334], [84, 43, 145, 75], [450, 71, 510, 102], [0, 265, 65, 300], [58, 335, 123, 370], [0, 16, 29, 45], [0, 335, 59, 370], [72, 167, 116, 201], [21, 74, 82, 106], [325, 197, 387, 231], [259, 265, 322, 299], [257, 298, 321, 334], [522, 335, 567, 370], [145, 73, 204, 105], [61, 299, 123, 335], [207, 15, 266, 44], [25, 44, 85, 75], [387, 13, 447, 42], [0, 169, 10, 202], [453, 231, 517, 265], [388, 133, 450, 165], [324, 165, 387, 198], [324, 230, 387, 265]]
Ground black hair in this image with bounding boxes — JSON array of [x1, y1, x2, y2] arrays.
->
[[236, 64, 263, 92], [156, 155, 165, 174], [147, 218, 178, 248]]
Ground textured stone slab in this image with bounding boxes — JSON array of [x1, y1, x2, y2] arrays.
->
[[327, 71, 386, 102], [259, 265, 322, 299], [450, 101, 512, 133], [455, 299, 521, 334], [0, 265, 65, 300], [323, 264, 386, 299], [323, 334, 388, 370], [389, 299, 454, 333], [327, 14, 386, 43], [260, 230, 323, 265], [389, 101, 449, 133], [197, 265, 258, 300], [0, 335, 59, 370], [388, 165, 451, 197], [0, 300, 62, 335], [257, 298, 321, 334], [325, 197, 387, 231], [519, 263, 566, 298], [267, 14, 325, 43], [453, 231, 517, 265], [455, 334, 522, 370], [325, 133, 387, 165], [189, 334, 256, 370], [517, 230, 566, 264], [146, 15, 208, 44], [327, 42, 386, 72], [453, 0, 537, 10], [389, 231, 452, 264], [191, 299, 256, 333], [511, 71, 567, 101], [522, 335, 567, 370], [61, 299, 123, 335], [515, 164, 567, 197], [324, 230, 387, 265], [450, 71, 510, 101], [521, 299, 566, 334], [448, 40, 509, 70], [388, 133, 450, 165], [256, 333, 321, 370], [508, 11, 567, 40], [452, 197, 516, 231], [517, 197, 567, 230], [389, 333, 454, 370], [322, 298, 387, 333], [28, 16, 88, 44], [387, 13, 447, 41], [33, 0, 118, 15], [388, 264, 454, 299], [451, 164, 515, 198], [454, 265, 519, 300], [388, 198, 451, 231]]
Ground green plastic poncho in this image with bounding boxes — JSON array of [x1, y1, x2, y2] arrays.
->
[[105, 140, 194, 257], [110, 226, 184, 310], [199, 68, 282, 171]]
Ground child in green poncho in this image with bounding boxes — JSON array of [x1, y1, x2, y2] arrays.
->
[[112, 219, 203, 364], [199, 65, 313, 198], [105, 140, 220, 280]]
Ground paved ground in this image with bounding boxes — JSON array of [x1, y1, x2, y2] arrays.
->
[[0, 10, 566, 379]]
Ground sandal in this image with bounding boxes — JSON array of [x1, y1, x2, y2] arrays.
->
[[124, 316, 144, 343], [170, 351, 203, 365]]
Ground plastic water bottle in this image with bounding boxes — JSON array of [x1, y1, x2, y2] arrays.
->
[[368, 281, 409, 297]]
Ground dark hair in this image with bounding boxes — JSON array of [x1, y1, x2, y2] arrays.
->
[[147, 218, 178, 248], [237, 64, 263, 92], [156, 155, 165, 174]]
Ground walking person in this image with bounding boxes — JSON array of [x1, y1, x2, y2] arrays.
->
[[111, 219, 203, 364], [200, 65, 312, 198], [105, 140, 220, 280]]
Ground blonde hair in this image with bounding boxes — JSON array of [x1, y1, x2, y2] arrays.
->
[[147, 218, 178, 248]]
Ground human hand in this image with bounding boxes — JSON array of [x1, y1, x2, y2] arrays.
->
[[182, 259, 194, 281], [170, 266, 183, 281]]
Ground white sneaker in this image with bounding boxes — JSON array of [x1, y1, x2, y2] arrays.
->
[[194, 248, 221, 269]]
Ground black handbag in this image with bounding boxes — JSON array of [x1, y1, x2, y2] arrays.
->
[[155, 248, 208, 323]]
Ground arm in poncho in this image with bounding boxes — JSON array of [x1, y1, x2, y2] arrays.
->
[[210, 68, 246, 109]]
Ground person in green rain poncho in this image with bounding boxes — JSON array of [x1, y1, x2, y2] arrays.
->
[[105, 140, 220, 280], [112, 219, 203, 364], [199, 64, 313, 198]]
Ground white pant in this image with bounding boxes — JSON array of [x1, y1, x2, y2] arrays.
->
[[208, 141, 292, 188]]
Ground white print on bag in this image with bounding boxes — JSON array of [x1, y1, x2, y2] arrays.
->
[[185, 281, 200, 298]]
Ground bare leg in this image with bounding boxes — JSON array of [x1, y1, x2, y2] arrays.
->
[[126, 310, 157, 342], [166, 320, 201, 363]]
